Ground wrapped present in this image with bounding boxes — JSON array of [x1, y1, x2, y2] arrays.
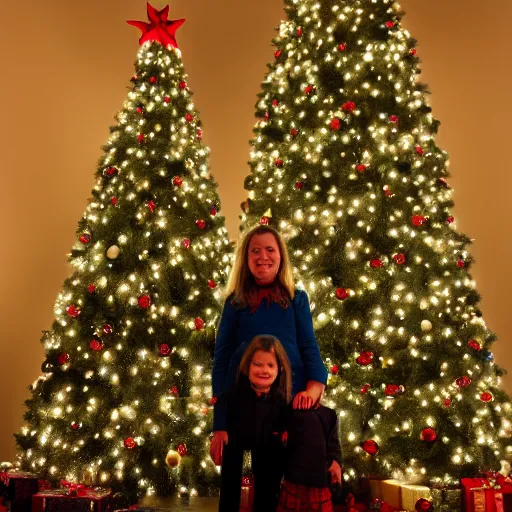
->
[[240, 475, 254, 512], [430, 484, 461, 512], [400, 484, 431, 511], [461, 477, 512, 512], [0, 470, 40, 512], [32, 487, 113, 512], [381, 480, 403, 510]]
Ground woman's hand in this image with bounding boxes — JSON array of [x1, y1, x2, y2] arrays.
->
[[328, 460, 342, 484], [210, 431, 228, 466], [292, 391, 314, 410]]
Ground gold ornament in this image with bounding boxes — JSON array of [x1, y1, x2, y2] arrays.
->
[[106, 245, 120, 259], [165, 449, 181, 468]]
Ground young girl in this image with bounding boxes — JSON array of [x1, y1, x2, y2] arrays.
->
[[214, 335, 291, 512], [211, 225, 327, 464], [277, 394, 342, 512]]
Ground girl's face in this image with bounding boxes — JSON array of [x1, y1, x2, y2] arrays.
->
[[247, 233, 281, 285], [248, 349, 279, 394]]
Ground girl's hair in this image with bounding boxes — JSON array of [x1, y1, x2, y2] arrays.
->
[[225, 225, 295, 306], [238, 335, 292, 403]]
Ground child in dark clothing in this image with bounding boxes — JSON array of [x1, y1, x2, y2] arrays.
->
[[213, 335, 292, 512], [277, 396, 342, 512]]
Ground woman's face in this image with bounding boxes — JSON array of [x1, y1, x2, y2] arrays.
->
[[248, 349, 279, 393], [247, 232, 281, 285]]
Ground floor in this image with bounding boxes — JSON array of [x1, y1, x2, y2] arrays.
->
[[139, 494, 220, 511]]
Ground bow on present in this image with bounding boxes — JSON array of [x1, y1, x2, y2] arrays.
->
[[59, 480, 91, 497]]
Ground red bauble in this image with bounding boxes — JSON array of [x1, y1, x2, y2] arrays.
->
[[136, 106, 144, 114], [71, 422, 80, 431], [179, 81, 187, 90], [149, 76, 158, 84], [389, 115, 399, 123], [260, 216, 271, 225], [456, 376, 471, 388], [102, 324, 113, 335], [457, 259, 465, 268], [272, 99, 279, 107], [446, 216, 455, 224], [385, 384, 403, 396], [342, 101, 356, 112], [385, 21, 395, 28], [147, 200, 156, 213], [196, 219, 206, 230], [355, 164, 367, 173], [304, 85, 314, 95], [79, 233, 92, 244], [290, 128, 299, 137], [393, 253, 406, 265], [177, 444, 188, 456], [209, 396, 218, 405], [182, 238, 191, 249], [356, 351, 374, 366], [90, 339, 104, 352], [468, 339, 482, 351], [87, 284, 96, 294], [420, 428, 437, 442], [137, 133, 145, 143], [331, 365, 340, 375], [335, 288, 349, 300], [124, 437, 137, 449], [384, 186, 394, 197], [210, 206, 217, 216], [339, 43, 347, 51], [361, 383, 371, 394], [172, 176, 183, 187], [138, 295, 151, 309], [415, 145, 424, 156], [409, 48, 418, 56], [274, 158, 284, 167], [159, 343, 171, 356], [330, 118, 341, 131], [274, 49, 282, 58], [111, 196, 118, 206], [197, 129, 203, 140], [185, 113, 194, 123], [412, 215, 427, 227], [296, 27, 303, 36], [170, 386, 179, 396], [164, 95, 171, 103], [295, 181, 304, 190], [208, 280, 217, 289], [104, 166, 118, 178], [362, 439, 379, 456], [481, 392, 493, 403], [415, 498, 432, 511], [370, 259, 384, 268], [58, 353, 70, 365], [66, 305, 81, 318], [194, 317, 205, 330], [444, 397, 451, 407]]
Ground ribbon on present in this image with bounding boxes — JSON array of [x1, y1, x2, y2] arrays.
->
[[59, 479, 92, 497]]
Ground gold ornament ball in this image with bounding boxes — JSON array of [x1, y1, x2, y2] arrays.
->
[[165, 449, 181, 468], [106, 245, 120, 259], [421, 320, 433, 332]]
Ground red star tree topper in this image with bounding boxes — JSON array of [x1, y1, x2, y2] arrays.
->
[[127, 2, 185, 49]]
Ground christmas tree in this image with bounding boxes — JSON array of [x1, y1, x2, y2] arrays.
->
[[15, 3, 231, 500], [241, 0, 512, 485]]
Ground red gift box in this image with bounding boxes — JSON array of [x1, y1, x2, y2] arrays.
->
[[461, 478, 512, 512], [240, 475, 254, 512], [32, 487, 114, 512], [0, 470, 40, 512]]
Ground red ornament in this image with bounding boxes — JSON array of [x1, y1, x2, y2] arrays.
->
[[264, 112, 270, 121], [274, 49, 282, 58], [295, 181, 304, 190], [90, 339, 104, 352], [274, 158, 284, 167], [457, 259, 465, 268], [393, 254, 406, 265], [446, 216, 454, 224], [194, 317, 205, 330], [362, 439, 379, 456], [209, 396, 218, 405], [468, 339, 482, 351], [385, 384, 403, 396], [438, 178, 450, 188], [409, 48, 417, 56], [339, 43, 347, 51], [159, 344, 171, 356], [104, 166, 118, 178], [335, 288, 349, 300], [177, 444, 188, 456], [127, 4, 185, 49], [389, 114, 399, 123], [136, 106, 144, 114], [179, 81, 187, 90], [356, 351, 374, 366], [137, 133, 145, 143], [370, 258, 384, 268], [185, 113, 194, 123], [415, 498, 432, 511], [290, 128, 299, 137], [481, 392, 493, 403], [87, 284, 96, 294], [412, 215, 427, 227], [111, 196, 118, 206], [384, 185, 394, 197], [415, 145, 424, 156], [124, 437, 137, 449], [304, 85, 314, 95], [138, 295, 151, 309], [197, 129, 203, 140], [456, 376, 471, 388], [330, 118, 341, 131], [57, 353, 70, 365], [149, 76, 158, 84], [208, 280, 217, 289], [361, 383, 371, 394], [79, 233, 91, 244], [163, 95, 171, 104], [260, 216, 270, 225], [355, 164, 367, 173], [331, 365, 339, 375], [71, 422, 80, 431], [420, 428, 437, 442], [342, 101, 356, 112], [170, 386, 179, 396], [272, 99, 279, 107], [102, 324, 113, 335], [385, 21, 395, 28], [195, 219, 206, 230], [444, 397, 451, 407], [210, 206, 217, 216], [182, 238, 191, 249], [172, 176, 183, 187], [66, 305, 81, 318], [147, 200, 156, 213], [297, 27, 303, 36]]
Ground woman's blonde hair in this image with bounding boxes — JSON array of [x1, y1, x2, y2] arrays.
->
[[225, 225, 295, 306], [238, 335, 292, 403]]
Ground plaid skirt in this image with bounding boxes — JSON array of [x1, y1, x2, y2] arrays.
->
[[276, 480, 333, 512]]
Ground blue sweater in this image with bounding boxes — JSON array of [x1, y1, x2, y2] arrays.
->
[[212, 289, 327, 430]]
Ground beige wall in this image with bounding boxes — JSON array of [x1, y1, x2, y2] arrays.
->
[[1, 0, 511, 462]]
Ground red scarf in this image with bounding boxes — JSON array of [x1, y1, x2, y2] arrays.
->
[[246, 282, 290, 313]]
